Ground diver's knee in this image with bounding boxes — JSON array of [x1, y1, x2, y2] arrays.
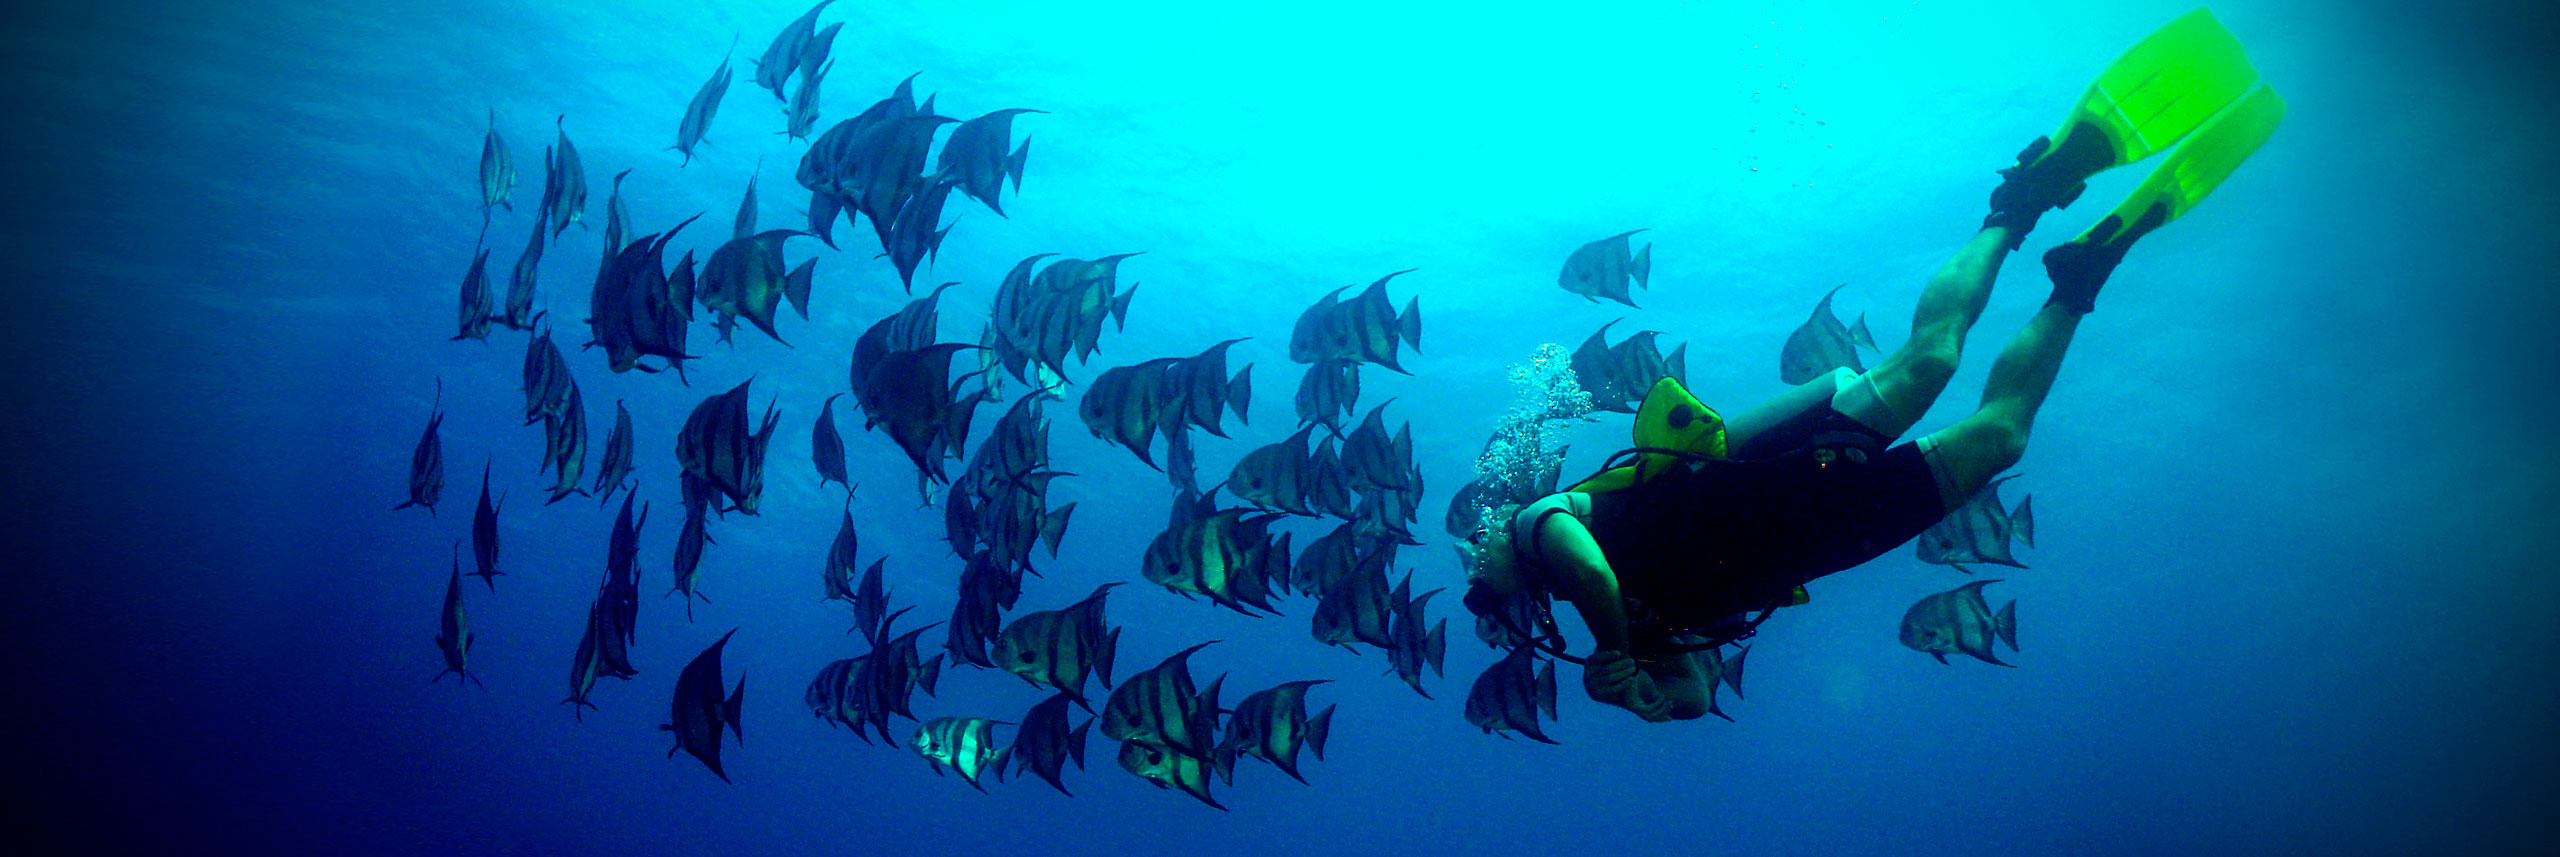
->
[[1974, 415, 2031, 473]]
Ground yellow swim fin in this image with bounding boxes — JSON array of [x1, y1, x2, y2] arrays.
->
[[1566, 377, 1725, 494], [1988, 8, 2264, 236], [2043, 84, 2287, 312]]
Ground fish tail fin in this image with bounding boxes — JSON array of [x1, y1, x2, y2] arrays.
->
[[916, 654, 945, 696], [1533, 659, 1558, 720], [1725, 645, 1751, 698], [1424, 619, 1446, 676], [1850, 312, 1877, 352], [784, 258, 816, 319], [1227, 366, 1252, 425], [1110, 284, 1137, 329], [1097, 627, 1121, 688], [1007, 136, 1031, 190], [725, 675, 746, 745], [1307, 703, 1335, 760], [1066, 719, 1091, 768], [2010, 494, 2036, 548], [1995, 599, 2019, 651], [1632, 241, 1652, 289], [1040, 503, 1075, 557], [1398, 296, 1422, 350]]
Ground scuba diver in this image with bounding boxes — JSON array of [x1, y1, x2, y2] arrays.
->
[[1459, 9, 2286, 722]]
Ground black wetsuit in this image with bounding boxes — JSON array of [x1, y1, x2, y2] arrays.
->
[[1580, 402, 1947, 634]]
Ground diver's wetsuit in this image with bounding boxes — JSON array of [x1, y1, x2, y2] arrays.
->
[[1579, 400, 1948, 635]]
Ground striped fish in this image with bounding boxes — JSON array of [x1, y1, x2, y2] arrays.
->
[[1119, 739, 1224, 810], [1212, 680, 1332, 785], [669, 503, 712, 620], [467, 463, 503, 590], [1383, 575, 1448, 699], [1100, 641, 1220, 760], [698, 229, 813, 346], [753, 1, 833, 102], [1778, 284, 1876, 386], [540, 380, 587, 504], [944, 550, 1019, 669], [936, 108, 1041, 216], [543, 117, 587, 239], [820, 508, 859, 604], [675, 379, 781, 516], [498, 215, 543, 331], [993, 583, 1121, 702], [1557, 229, 1650, 308], [432, 545, 479, 687], [589, 401, 634, 507], [811, 393, 851, 493], [477, 108, 513, 212], [1293, 358, 1359, 433], [1915, 475, 2034, 571], [1311, 548, 1394, 650], [673, 41, 732, 167], [519, 328, 574, 426], [452, 247, 493, 342], [911, 716, 1011, 792]]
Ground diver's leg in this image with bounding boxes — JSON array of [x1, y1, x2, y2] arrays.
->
[[1918, 302, 2083, 505], [1845, 225, 2022, 440]]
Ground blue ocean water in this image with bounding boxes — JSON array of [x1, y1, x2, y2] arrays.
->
[[9, 0, 2557, 854]]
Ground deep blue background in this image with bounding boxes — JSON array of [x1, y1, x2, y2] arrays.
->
[[8, 1, 2556, 854]]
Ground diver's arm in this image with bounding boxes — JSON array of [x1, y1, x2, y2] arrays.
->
[[1534, 509, 1670, 721]]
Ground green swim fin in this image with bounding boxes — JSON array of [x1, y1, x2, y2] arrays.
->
[[2043, 84, 2287, 312], [1987, 8, 2263, 236]]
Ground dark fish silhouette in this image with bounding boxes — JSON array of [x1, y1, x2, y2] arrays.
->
[[1008, 692, 1092, 796], [602, 169, 632, 262], [848, 557, 891, 644], [1338, 401, 1415, 493], [468, 462, 503, 590], [797, 21, 841, 82], [850, 281, 951, 400], [394, 380, 445, 514], [883, 179, 959, 292], [1311, 548, 1394, 650], [811, 393, 851, 493], [452, 247, 493, 342], [784, 59, 829, 141], [1569, 320, 1688, 413], [698, 229, 814, 346], [521, 328, 574, 425], [1212, 680, 1331, 785], [566, 598, 615, 719], [945, 549, 1019, 669], [1163, 338, 1252, 438], [589, 401, 634, 507], [478, 108, 513, 212], [1558, 229, 1651, 307], [1288, 521, 1365, 596], [587, 214, 703, 378], [1383, 574, 1448, 698], [539, 379, 589, 504], [542, 117, 588, 239], [912, 716, 1011, 792], [1289, 270, 1421, 373], [754, 1, 835, 102], [1101, 641, 1221, 761], [498, 215, 544, 331], [1779, 284, 1877, 385], [598, 492, 647, 671], [675, 378, 782, 516], [432, 544, 480, 687], [993, 583, 1121, 703], [674, 40, 734, 166], [984, 252, 1140, 387], [1916, 474, 2035, 571], [1902, 580, 2018, 666], [1293, 358, 1359, 433], [734, 172, 760, 240], [1464, 643, 1558, 744], [936, 108, 1042, 216], [663, 628, 747, 782], [854, 343, 985, 490], [670, 502, 714, 619], [820, 506, 861, 603], [1304, 436, 1356, 519]]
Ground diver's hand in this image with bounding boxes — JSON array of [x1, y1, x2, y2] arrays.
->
[[1583, 651, 1672, 722]]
